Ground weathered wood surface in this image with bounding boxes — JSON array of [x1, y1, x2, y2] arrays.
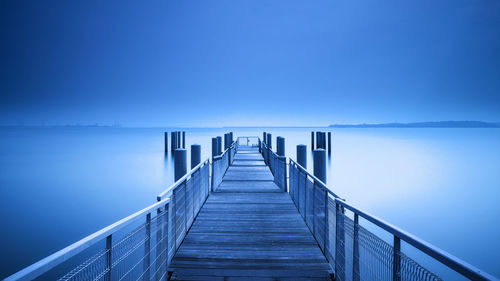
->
[[169, 146, 331, 280]]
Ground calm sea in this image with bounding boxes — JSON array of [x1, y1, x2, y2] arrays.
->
[[0, 127, 499, 278]]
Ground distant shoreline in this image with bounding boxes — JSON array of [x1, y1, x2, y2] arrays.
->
[[1, 121, 499, 129], [329, 121, 500, 128]]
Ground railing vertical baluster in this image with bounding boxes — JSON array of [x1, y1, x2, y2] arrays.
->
[[312, 179, 316, 236], [393, 236, 401, 281], [155, 208, 163, 280], [302, 170, 307, 219], [163, 203, 170, 280], [143, 213, 151, 281], [335, 203, 345, 281], [105, 234, 112, 281], [284, 157, 288, 192], [324, 190, 329, 254], [353, 213, 360, 281]]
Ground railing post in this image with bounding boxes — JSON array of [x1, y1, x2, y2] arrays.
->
[[143, 213, 151, 281], [353, 213, 360, 281], [105, 234, 112, 281], [335, 203, 345, 281], [210, 158, 215, 192], [267, 133, 272, 149], [155, 208, 163, 281], [163, 204, 169, 276], [324, 189, 329, 254], [393, 236, 401, 281]]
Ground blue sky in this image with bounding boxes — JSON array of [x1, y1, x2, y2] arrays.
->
[[1, 0, 499, 126]]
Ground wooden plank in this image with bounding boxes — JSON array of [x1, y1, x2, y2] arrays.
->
[[232, 160, 266, 166], [169, 150, 331, 280]]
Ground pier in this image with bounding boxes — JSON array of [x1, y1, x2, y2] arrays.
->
[[5, 135, 498, 281], [168, 144, 331, 280]]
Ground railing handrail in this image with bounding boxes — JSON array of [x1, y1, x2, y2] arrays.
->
[[334, 198, 498, 281], [289, 158, 344, 200], [5, 198, 171, 281], [157, 158, 210, 201], [213, 140, 237, 161]]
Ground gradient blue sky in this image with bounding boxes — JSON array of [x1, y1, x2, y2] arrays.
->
[[1, 0, 499, 126]]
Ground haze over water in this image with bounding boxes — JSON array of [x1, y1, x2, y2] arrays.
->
[[0, 126, 499, 278]]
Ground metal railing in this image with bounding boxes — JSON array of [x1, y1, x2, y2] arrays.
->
[[157, 158, 210, 264], [211, 141, 236, 191], [236, 136, 260, 148], [288, 159, 498, 281], [6, 199, 171, 281], [260, 141, 287, 192], [7, 158, 211, 281]]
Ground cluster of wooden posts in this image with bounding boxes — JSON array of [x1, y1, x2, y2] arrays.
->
[[311, 131, 332, 153], [164, 131, 186, 153], [163, 131, 202, 181], [262, 131, 328, 184], [211, 132, 233, 157]]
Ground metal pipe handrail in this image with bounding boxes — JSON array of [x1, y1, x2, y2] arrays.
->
[[5, 198, 171, 281], [236, 136, 260, 139], [289, 158, 343, 200], [213, 140, 237, 161], [157, 158, 210, 201], [334, 198, 498, 281]]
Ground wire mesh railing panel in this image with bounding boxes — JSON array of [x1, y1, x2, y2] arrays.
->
[[192, 169, 201, 214], [58, 249, 109, 281], [289, 163, 297, 206], [173, 182, 186, 247], [230, 144, 236, 164], [212, 153, 228, 191], [313, 182, 327, 251], [327, 196, 337, 266], [298, 169, 307, 219], [201, 163, 209, 203], [400, 252, 443, 281], [185, 177, 194, 228], [305, 177, 315, 231], [58, 206, 169, 281], [356, 222, 393, 281], [7, 158, 214, 281]]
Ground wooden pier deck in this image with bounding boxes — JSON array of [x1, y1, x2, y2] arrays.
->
[[169, 146, 331, 280]]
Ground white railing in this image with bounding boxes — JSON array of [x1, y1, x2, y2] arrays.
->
[[260, 141, 287, 192], [7, 158, 211, 281], [211, 141, 236, 191], [288, 158, 498, 281]]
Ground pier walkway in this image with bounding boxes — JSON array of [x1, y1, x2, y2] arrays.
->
[[169, 146, 331, 280]]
